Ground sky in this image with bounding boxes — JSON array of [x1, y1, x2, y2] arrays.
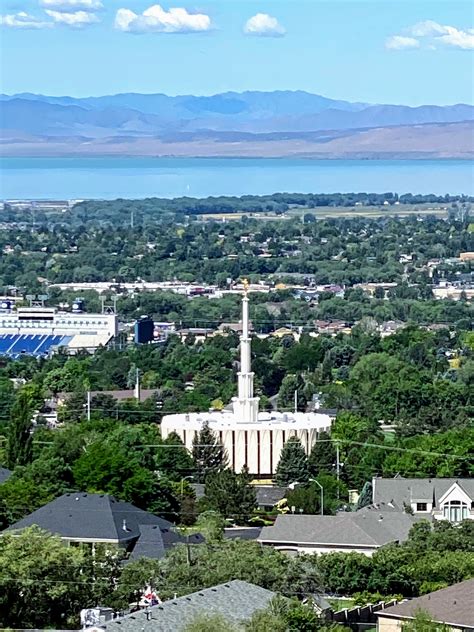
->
[[1, 0, 473, 105]]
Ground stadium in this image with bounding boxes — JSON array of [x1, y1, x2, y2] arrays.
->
[[0, 303, 117, 358]]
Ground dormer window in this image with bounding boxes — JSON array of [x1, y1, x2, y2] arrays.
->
[[416, 503, 427, 512], [442, 500, 469, 523]]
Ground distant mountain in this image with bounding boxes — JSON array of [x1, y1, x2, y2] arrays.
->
[[1, 90, 473, 157]]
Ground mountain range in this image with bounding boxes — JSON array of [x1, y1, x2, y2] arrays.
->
[[1, 91, 473, 158]]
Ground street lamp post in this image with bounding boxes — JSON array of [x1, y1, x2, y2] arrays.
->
[[309, 478, 324, 516], [180, 475, 194, 497]]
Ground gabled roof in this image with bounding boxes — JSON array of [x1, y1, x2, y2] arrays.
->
[[378, 579, 474, 628], [5, 493, 203, 556], [258, 508, 417, 548], [372, 477, 474, 508], [0, 467, 12, 484], [103, 580, 277, 632]]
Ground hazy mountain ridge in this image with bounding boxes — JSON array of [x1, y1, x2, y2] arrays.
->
[[1, 90, 473, 157]]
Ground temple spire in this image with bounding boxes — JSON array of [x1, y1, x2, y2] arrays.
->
[[232, 280, 259, 423]]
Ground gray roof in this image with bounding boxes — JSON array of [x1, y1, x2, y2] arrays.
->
[[259, 507, 417, 548], [373, 477, 474, 509], [224, 527, 262, 541], [5, 493, 203, 557], [191, 483, 286, 508], [254, 486, 287, 507], [0, 467, 12, 484], [103, 580, 277, 632], [378, 579, 474, 628]]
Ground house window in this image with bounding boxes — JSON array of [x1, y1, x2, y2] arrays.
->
[[416, 503, 427, 512], [442, 500, 469, 523]]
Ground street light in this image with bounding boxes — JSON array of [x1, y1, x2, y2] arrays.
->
[[309, 478, 324, 516], [288, 479, 324, 516], [180, 475, 194, 496]]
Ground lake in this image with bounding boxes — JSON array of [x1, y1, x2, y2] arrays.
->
[[1, 157, 473, 199]]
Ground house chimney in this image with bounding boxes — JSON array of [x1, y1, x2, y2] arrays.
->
[[122, 519, 128, 531]]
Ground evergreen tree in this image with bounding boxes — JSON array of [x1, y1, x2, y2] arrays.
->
[[6, 390, 33, 470], [204, 466, 256, 522], [156, 432, 195, 480], [192, 422, 228, 483], [57, 388, 86, 424], [277, 374, 307, 411], [275, 436, 309, 487], [308, 431, 336, 477]]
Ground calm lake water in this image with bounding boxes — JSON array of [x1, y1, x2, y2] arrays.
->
[[1, 157, 473, 199]]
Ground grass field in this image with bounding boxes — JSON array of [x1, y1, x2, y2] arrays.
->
[[197, 203, 449, 221]]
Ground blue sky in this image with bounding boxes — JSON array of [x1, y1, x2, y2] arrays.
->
[[1, 0, 473, 104]]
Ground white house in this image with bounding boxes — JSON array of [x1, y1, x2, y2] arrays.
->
[[372, 477, 474, 523]]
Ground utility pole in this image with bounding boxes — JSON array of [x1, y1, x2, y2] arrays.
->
[[336, 442, 340, 500], [294, 389, 298, 414], [86, 391, 91, 422]]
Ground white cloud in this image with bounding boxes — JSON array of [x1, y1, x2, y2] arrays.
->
[[409, 20, 447, 37], [115, 4, 212, 34], [388, 20, 474, 51], [45, 9, 100, 26], [244, 13, 285, 37], [385, 35, 420, 50], [40, 0, 103, 11], [0, 11, 53, 29]]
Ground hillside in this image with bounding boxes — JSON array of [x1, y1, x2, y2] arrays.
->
[[1, 90, 473, 158]]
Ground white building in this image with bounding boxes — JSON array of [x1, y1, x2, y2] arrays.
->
[[372, 477, 474, 522], [0, 307, 117, 357], [161, 287, 332, 476]]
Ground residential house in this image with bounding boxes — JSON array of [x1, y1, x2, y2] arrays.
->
[[313, 320, 349, 336], [376, 579, 474, 631], [93, 580, 277, 632], [258, 506, 418, 557], [4, 493, 203, 560], [58, 389, 159, 405], [372, 477, 474, 522]]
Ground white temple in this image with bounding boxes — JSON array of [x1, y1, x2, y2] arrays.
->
[[160, 284, 333, 476]]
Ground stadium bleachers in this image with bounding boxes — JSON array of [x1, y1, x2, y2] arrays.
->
[[0, 334, 72, 358]]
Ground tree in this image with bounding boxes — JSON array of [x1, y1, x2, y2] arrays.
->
[[204, 467, 256, 523], [308, 431, 336, 477], [6, 390, 33, 470], [57, 387, 86, 424], [193, 510, 226, 543], [183, 614, 240, 632], [0, 379, 15, 426], [192, 422, 228, 483], [0, 526, 116, 629], [156, 431, 194, 481], [277, 374, 307, 411], [275, 436, 309, 487], [402, 611, 449, 632]]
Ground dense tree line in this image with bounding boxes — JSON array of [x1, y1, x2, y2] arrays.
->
[[0, 519, 472, 629], [1, 214, 472, 292]]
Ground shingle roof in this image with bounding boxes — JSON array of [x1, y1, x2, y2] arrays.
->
[[378, 579, 474, 628], [5, 493, 203, 558], [258, 508, 417, 548], [103, 580, 277, 632], [224, 527, 262, 541], [255, 486, 287, 507], [372, 477, 474, 509], [191, 484, 286, 508], [0, 467, 12, 484]]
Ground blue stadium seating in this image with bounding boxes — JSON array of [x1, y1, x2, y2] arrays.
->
[[0, 334, 72, 358]]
